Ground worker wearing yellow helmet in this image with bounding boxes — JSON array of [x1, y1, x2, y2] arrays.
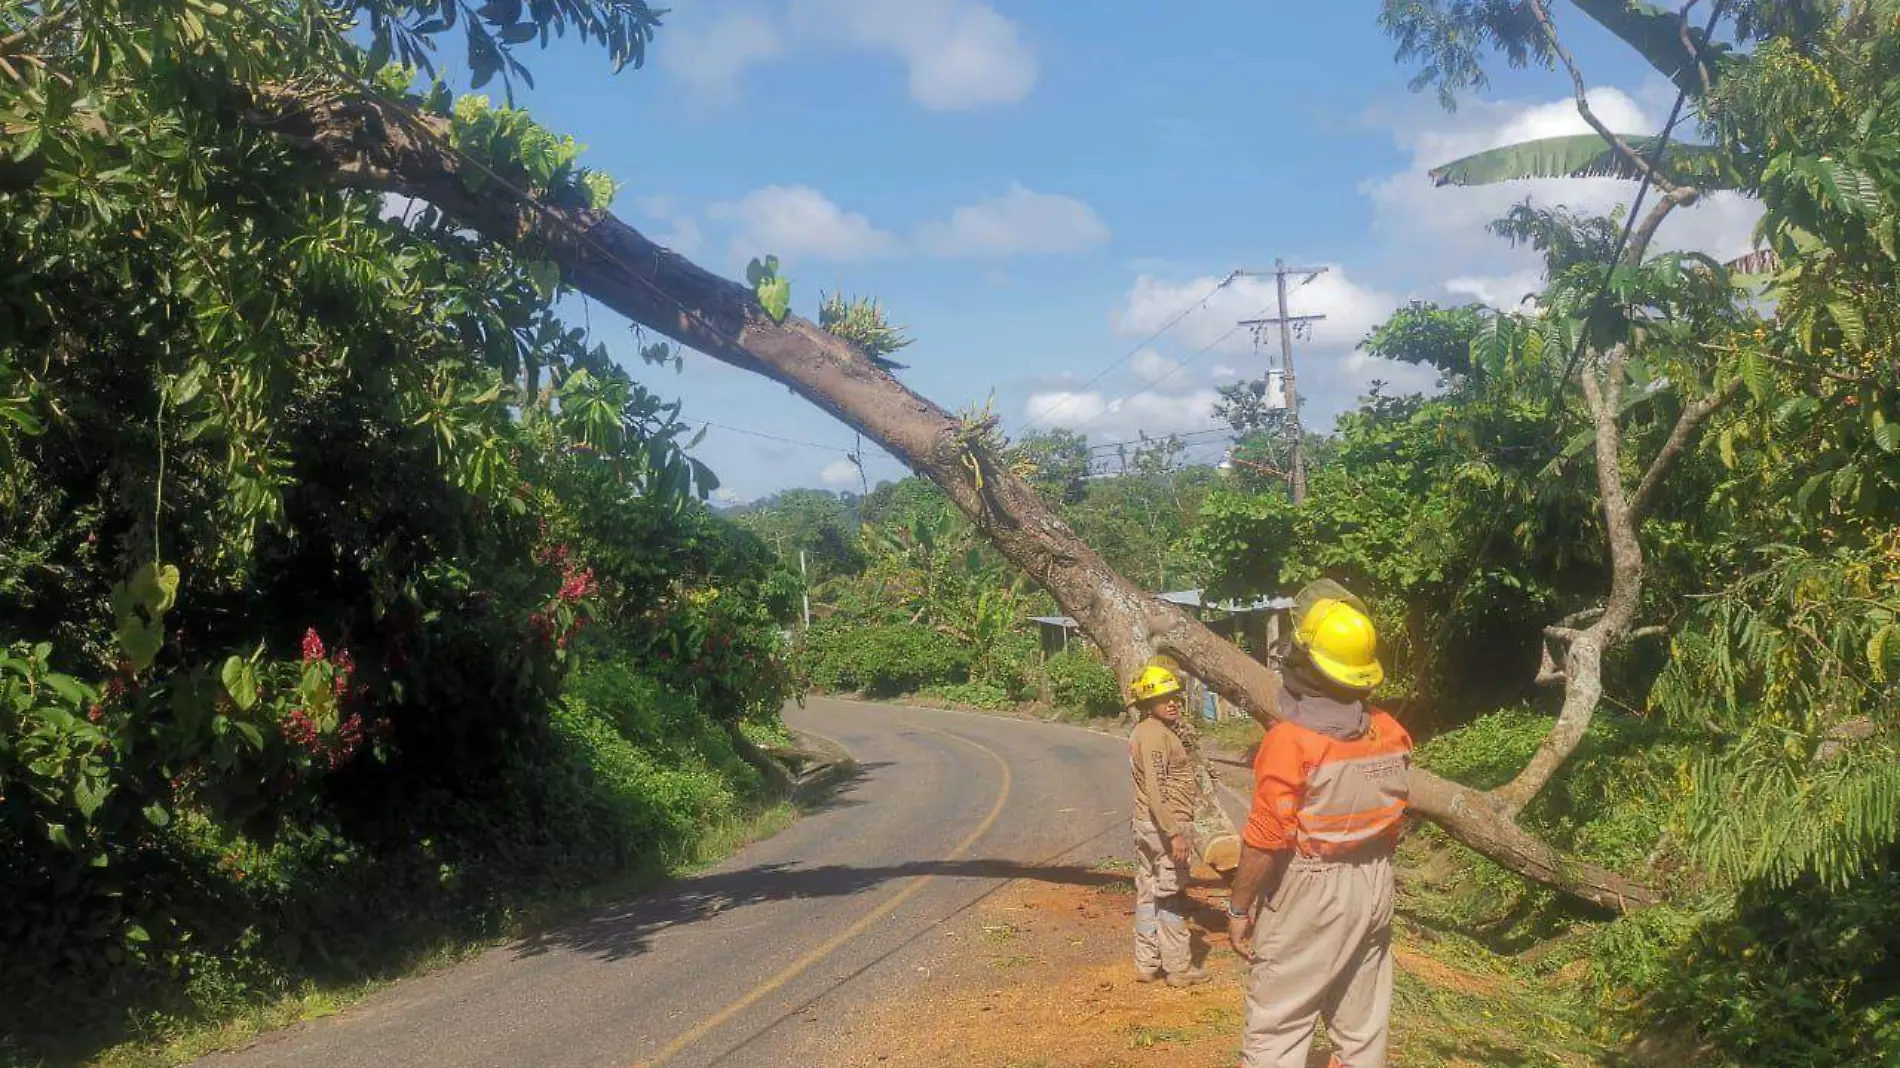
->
[[1227, 581, 1413, 1068], [1125, 662, 1209, 987]]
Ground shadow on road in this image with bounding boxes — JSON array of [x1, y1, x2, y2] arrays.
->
[[513, 857, 1124, 964]]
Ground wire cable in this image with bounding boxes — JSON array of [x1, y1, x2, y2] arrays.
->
[[1062, 310, 1267, 438], [1013, 271, 1241, 435]]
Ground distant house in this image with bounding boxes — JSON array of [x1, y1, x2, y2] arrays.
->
[[1024, 589, 1293, 719]]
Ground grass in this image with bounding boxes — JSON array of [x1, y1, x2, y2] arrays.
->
[[1384, 833, 1620, 1068], [80, 800, 802, 1068], [1203, 715, 1264, 756]]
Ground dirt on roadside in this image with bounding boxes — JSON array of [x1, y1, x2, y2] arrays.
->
[[797, 865, 1276, 1068], [789, 854, 1611, 1068]]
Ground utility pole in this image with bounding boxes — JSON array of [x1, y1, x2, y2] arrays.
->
[[1237, 259, 1327, 504]]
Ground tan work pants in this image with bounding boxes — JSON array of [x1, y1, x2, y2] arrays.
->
[[1242, 853, 1395, 1068], [1131, 818, 1192, 974]]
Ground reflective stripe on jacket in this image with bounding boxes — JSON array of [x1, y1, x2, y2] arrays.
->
[[1243, 708, 1412, 859]]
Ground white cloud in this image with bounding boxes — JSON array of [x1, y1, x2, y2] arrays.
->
[[707, 184, 900, 264], [1363, 86, 1765, 305], [631, 194, 707, 256], [1115, 268, 1402, 357], [1094, 268, 1434, 437], [819, 457, 863, 487], [1444, 270, 1545, 309], [660, 10, 785, 106], [1129, 348, 1174, 384], [915, 183, 1109, 257], [1022, 387, 1222, 441], [712, 487, 746, 505], [664, 0, 1035, 111], [695, 182, 1109, 266], [790, 0, 1036, 110]]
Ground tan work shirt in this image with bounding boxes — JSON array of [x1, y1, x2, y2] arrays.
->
[[1128, 717, 1195, 838]]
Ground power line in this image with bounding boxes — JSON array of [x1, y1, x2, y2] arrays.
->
[[695, 420, 853, 453], [1014, 271, 1241, 435], [1085, 426, 1232, 452], [1063, 311, 1266, 438]]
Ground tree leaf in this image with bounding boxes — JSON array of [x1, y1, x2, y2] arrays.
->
[[221, 655, 258, 711], [1827, 299, 1867, 347], [1429, 134, 1737, 189], [1869, 625, 1896, 684], [1737, 347, 1770, 402], [1870, 416, 1900, 455], [117, 620, 164, 673], [756, 276, 790, 324]]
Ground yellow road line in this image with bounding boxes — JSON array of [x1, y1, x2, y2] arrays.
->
[[630, 724, 1013, 1068]]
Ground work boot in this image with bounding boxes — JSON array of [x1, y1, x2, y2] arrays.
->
[[1165, 966, 1210, 988], [1135, 967, 1163, 983]]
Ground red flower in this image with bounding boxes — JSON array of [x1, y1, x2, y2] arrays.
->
[[557, 565, 597, 602], [301, 628, 325, 663], [279, 708, 322, 752]]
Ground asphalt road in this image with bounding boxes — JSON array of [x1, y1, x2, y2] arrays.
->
[[196, 697, 1145, 1068]]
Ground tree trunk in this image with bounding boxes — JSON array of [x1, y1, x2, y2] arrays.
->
[[244, 84, 1657, 910]]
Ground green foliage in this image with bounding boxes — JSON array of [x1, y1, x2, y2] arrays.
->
[[0, 3, 798, 1057], [1045, 649, 1120, 719], [1427, 133, 1737, 190], [1, 658, 770, 1063], [818, 291, 913, 371], [1376, 0, 1555, 109], [1006, 428, 1091, 506], [1593, 864, 1900, 1067], [745, 256, 790, 324], [794, 621, 971, 698], [356, 0, 663, 99], [450, 94, 617, 209], [1359, 302, 1488, 376]]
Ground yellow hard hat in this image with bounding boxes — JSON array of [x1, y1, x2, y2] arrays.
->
[[1293, 589, 1384, 691], [1127, 664, 1183, 707]]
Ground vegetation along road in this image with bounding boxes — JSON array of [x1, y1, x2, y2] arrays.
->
[[195, 697, 1136, 1068]]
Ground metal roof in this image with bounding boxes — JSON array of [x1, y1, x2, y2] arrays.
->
[[1025, 592, 1290, 632], [1159, 589, 1293, 614]]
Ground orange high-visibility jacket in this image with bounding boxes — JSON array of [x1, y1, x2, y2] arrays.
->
[[1243, 708, 1413, 859]]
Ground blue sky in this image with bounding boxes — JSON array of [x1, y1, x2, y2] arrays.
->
[[466, 1, 1763, 503]]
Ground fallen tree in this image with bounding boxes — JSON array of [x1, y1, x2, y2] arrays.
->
[[240, 83, 1659, 910]]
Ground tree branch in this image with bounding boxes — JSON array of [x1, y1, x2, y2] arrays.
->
[[1625, 185, 1702, 266], [1630, 376, 1743, 522], [243, 81, 1660, 911], [1495, 363, 1647, 816], [0, 4, 79, 56], [1527, 0, 1679, 195]]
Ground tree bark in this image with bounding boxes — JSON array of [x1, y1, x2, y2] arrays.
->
[[1495, 357, 1645, 815], [242, 83, 1658, 910]]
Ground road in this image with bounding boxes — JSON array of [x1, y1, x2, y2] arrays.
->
[[197, 697, 1145, 1068]]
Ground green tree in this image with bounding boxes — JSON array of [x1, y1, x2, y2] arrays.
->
[[1006, 427, 1091, 505]]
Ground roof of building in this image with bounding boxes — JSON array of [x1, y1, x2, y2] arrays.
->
[[1026, 590, 1292, 632]]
